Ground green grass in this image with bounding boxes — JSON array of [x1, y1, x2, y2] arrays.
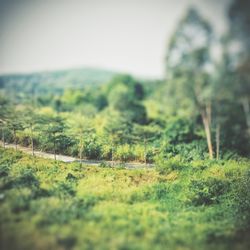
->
[[0, 148, 250, 250]]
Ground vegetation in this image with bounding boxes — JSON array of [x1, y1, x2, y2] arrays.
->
[[0, 148, 249, 250], [0, 0, 250, 249]]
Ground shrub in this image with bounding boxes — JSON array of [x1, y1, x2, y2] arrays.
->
[[31, 187, 51, 199], [83, 136, 102, 159], [36, 197, 98, 226], [100, 144, 112, 160], [155, 155, 187, 175], [99, 162, 112, 168], [11, 194, 30, 213], [8, 188, 32, 213], [230, 169, 250, 227], [0, 148, 22, 165], [52, 181, 76, 198], [57, 236, 77, 249], [189, 177, 230, 206], [114, 144, 134, 162], [133, 144, 144, 162], [151, 183, 169, 200], [164, 117, 196, 144], [66, 173, 78, 182], [0, 164, 10, 178], [67, 142, 79, 157], [15, 168, 39, 188], [159, 140, 208, 161], [16, 133, 30, 147]]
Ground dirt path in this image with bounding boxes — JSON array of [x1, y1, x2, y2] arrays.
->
[[0, 142, 154, 169]]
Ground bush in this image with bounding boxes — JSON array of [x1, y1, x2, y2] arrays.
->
[[15, 168, 39, 188], [189, 177, 230, 206], [52, 181, 76, 198], [151, 183, 169, 200], [8, 188, 32, 213], [36, 197, 98, 226], [0, 164, 10, 178], [114, 144, 134, 162], [159, 140, 208, 161], [0, 148, 23, 165], [100, 144, 112, 160], [99, 162, 112, 168], [11, 194, 31, 213], [67, 142, 79, 157], [230, 169, 250, 227], [164, 117, 196, 144], [155, 155, 187, 175], [16, 133, 30, 147], [133, 144, 144, 162], [83, 136, 102, 159]]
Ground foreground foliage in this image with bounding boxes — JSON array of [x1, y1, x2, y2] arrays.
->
[[0, 148, 249, 250]]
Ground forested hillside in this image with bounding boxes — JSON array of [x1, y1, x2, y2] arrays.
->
[[0, 67, 116, 94]]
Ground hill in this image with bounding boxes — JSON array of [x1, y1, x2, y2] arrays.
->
[[0, 67, 117, 94]]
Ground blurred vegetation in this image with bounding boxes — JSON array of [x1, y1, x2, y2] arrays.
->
[[0, 148, 249, 250], [1, 4, 250, 162], [0, 0, 250, 249]]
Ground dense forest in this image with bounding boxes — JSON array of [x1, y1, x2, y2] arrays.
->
[[0, 0, 250, 249]]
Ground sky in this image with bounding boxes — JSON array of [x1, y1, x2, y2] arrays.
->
[[0, 0, 231, 77]]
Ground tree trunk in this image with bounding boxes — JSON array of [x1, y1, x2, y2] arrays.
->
[[53, 135, 56, 161], [2, 127, 5, 148], [79, 143, 83, 167], [206, 102, 212, 125], [111, 144, 114, 166], [194, 87, 213, 159], [144, 137, 147, 164], [30, 124, 34, 156], [201, 110, 214, 159], [241, 97, 250, 135], [216, 123, 220, 160], [31, 137, 34, 156], [14, 129, 17, 151]]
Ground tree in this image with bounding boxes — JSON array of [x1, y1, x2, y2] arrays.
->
[[165, 8, 214, 159], [68, 115, 94, 165], [216, 0, 250, 156], [0, 94, 11, 148], [228, 0, 250, 137], [228, 0, 250, 54], [21, 107, 40, 156], [6, 113, 23, 151], [107, 75, 147, 124], [103, 110, 133, 163], [132, 124, 161, 163], [39, 115, 67, 160]]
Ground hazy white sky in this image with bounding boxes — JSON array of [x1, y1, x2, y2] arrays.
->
[[0, 0, 230, 77]]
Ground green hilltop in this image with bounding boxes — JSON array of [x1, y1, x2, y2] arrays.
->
[[0, 67, 117, 94]]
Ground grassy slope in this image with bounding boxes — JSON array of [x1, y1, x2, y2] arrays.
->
[[0, 148, 249, 250]]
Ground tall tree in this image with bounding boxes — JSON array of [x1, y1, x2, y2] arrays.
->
[[228, 0, 250, 140], [21, 107, 40, 156], [103, 111, 133, 163], [0, 94, 11, 148], [6, 114, 23, 151], [68, 115, 94, 165], [132, 124, 161, 163], [228, 0, 250, 54], [39, 115, 67, 160], [106, 75, 147, 124], [165, 8, 214, 159]]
